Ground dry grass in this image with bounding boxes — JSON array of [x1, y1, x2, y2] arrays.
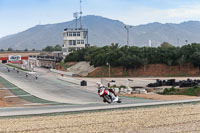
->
[[0, 52, 40, 57], [1, 103, 200, 132]]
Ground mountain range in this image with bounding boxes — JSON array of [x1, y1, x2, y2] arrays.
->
[[0, 15, 200, 50]]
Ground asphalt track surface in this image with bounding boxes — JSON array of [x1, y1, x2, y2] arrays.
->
[[1, 63, 194, 117]]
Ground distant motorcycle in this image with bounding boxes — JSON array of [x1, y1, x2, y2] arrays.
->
[[35, 75, 38, 80], [98, 85, 121, 104]]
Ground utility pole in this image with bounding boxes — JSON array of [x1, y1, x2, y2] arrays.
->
[[79, 0, 83, 29], [124, 25, 132, 46], [106, 62, 110, 77], [73, 12, 79, 29]]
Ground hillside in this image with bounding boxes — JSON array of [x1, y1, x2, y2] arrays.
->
[[88, 64, 200, 77], [1, 15, 200, 49]]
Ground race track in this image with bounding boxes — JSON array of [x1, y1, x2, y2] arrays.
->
[[1, 64, 199, 117]]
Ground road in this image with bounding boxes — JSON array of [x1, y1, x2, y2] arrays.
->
[[0, 64, 102, 104], [1, 63, 199, 117]]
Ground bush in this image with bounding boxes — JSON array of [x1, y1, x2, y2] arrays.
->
[[181, 86, 200, 96], [162, 87, 177, 95], [162, 86, 200, 96], [162, 88, 169, 95], [119, 85, 126, 89], [110, 85, 117, 89]]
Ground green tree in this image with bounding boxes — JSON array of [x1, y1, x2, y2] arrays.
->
[[63, 42, 200, 72], [142, 58, 148, 72], [43, 46, 54, 52], [177, 55, 185, 71], [54, 45, 62, 51], [7, 48, 13, 51], [160, 42, 173, 48], [190, 51, 200, 71]]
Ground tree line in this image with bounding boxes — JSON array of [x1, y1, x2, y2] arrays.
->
[[42, 45, 62, 52], [0, 44, 62, 52], [64, 42, 200, 70], [1, 48, 36, 52]]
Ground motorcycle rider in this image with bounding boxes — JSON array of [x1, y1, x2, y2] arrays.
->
[[97, 83, 118, 102], [25, 73, 28, 78], [35, 74, 38, 79]]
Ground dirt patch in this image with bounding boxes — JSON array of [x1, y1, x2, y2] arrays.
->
[[55, 62, 77, 72], [121, 93, 199, 101], [0, 83, 30, 107]]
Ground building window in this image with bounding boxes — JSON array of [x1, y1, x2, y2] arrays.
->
[[81, 40, 84, 44], [73, 40, 76, 45], [77, 40, 81, 44], [68, 32, 72, 36], [73, 32, 76, 36], [69, 40, 73, 45], [77, 32, 80, 36]]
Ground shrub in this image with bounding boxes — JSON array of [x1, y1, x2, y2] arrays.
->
[[120, 85, 126, 89]]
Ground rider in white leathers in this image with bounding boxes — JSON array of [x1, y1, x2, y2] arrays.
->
[[97, 83, 118, 102]]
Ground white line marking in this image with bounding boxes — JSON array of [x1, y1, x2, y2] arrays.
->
[[0, 87, 19, 90], [4, 94, 32, 98], [23, 103, 59, 106]]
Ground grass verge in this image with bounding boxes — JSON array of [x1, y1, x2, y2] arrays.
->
[[0, 76, 60, 104]]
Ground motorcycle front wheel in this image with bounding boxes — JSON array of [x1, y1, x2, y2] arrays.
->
[[117, 99, 122, 103], [104, 95, 112, 104]]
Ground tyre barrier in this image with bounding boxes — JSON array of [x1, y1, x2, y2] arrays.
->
[[147, 79, 200, 88]]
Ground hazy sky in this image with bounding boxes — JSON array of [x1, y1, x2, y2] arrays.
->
[[1, 0, 200, 38]]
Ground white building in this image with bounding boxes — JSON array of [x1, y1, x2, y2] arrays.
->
[[62, 28, 89, 55]]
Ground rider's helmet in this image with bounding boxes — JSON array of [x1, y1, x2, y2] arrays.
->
[[99, 84, 103, 88], [96, 82, 102, 87]]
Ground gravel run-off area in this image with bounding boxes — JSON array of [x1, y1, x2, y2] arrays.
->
[[1, 103, 200, 133]]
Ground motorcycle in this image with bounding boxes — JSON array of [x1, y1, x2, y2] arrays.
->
[[98, 86, 122, 104], [25, 73, 28, 78], [35, 75, 38, 79]]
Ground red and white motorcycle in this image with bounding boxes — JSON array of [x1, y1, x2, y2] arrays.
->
[[97, 83, 121, 104]]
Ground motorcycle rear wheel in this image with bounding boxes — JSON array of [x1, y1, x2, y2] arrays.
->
[[104, 95, 112, 104]]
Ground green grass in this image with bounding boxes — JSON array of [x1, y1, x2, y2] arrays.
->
[[0, 76, 59, 104]]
